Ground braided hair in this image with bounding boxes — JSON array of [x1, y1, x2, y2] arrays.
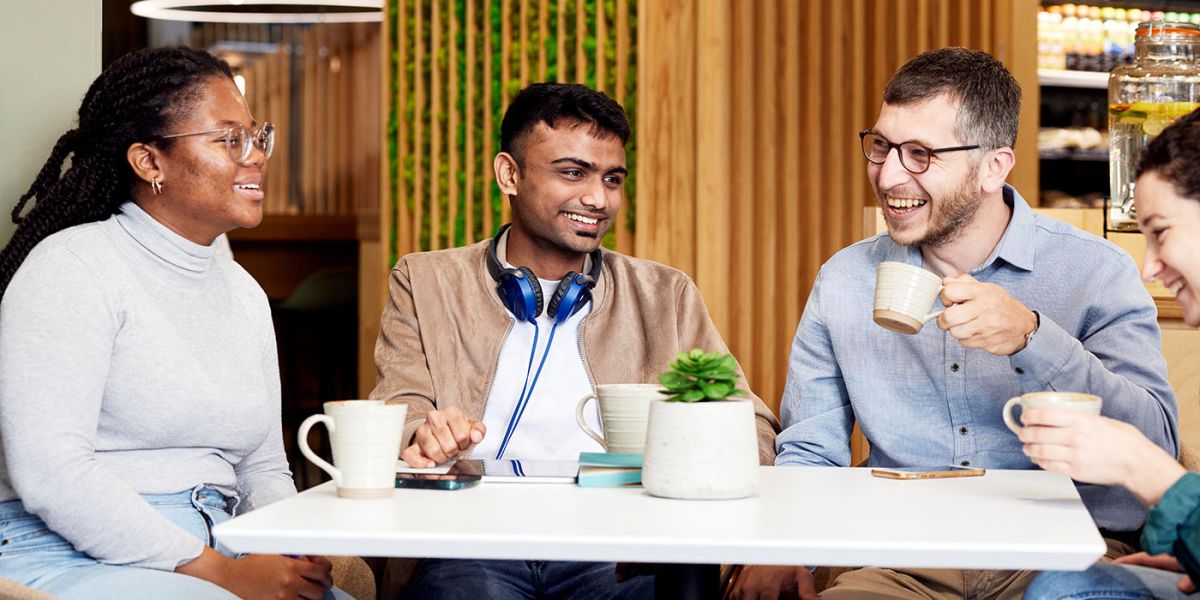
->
[[0, 47, 233, 298]]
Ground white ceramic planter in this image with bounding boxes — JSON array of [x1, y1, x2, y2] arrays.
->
[[641, 398, 759, 499]]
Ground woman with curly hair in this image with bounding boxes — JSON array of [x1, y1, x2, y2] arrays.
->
[[0, 46, 342, 599]]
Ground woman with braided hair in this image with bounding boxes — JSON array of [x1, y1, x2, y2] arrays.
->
[[0, 47, 344, 599]]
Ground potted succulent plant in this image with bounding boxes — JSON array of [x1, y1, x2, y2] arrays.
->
[[641, 349, 760, 500]]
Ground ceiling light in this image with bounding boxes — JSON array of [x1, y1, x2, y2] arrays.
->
[[130, 0, 383, 24]]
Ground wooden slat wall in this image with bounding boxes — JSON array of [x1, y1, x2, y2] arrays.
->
[[387, 0, 636, 256], [636, 0, 1039, 416], [190, 23, 381, 217]]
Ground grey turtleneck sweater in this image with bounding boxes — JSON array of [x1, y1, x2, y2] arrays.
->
[[0, 202, 295, 570]]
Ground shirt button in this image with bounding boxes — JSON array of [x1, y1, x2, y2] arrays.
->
[[1014, 367, 1025, 375], [951, 363, 960, 373], [959, 427, 968, 435], [960, 460, 971, 467]]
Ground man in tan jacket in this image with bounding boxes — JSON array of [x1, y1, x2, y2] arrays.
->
[[370, 83, 779, 599]]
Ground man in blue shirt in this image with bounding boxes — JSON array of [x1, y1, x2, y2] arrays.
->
[[731, 48, 1177, 600]]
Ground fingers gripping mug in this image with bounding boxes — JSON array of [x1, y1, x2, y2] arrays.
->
[[1002, 392, 1102, 434]]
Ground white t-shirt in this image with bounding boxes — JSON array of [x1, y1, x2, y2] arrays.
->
[[471, 274, 605, 460]]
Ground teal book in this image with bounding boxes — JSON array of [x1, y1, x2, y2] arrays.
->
[[578, 452, 643, 468], [577, 452, 642, 487]]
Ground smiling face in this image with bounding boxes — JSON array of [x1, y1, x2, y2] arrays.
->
[[1136, 170, 1200, 326], [868, 94, 985, 248], [502, 120, 627, 256], [137, 75, 267, 244]]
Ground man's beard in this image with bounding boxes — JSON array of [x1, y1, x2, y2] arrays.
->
[[880, 171, 982, 248]]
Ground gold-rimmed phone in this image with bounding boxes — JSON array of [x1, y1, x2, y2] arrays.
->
[[870, 465, 986, 480]]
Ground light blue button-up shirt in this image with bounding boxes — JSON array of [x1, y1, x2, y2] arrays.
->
[[777, 186, 1178, 531]]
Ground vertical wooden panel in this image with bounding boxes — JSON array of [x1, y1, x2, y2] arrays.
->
[[695, 0, 731, 335], [557, 0, 567, 83], [448, 0, 459, 246], [501, 0, 512, 224], [575, 0, 587, 83], [483, 0, 495, 236], [614, 0, 632, 255], [731, 0, 755, 380], [520, 0, 530, 87], [595, 0, 606, 92], [539, 0, 549, 81], [466, 0, 476, 243], [751, 0, 778, 397], [414, 0, 425, 249], [430, 0, 442, 249]]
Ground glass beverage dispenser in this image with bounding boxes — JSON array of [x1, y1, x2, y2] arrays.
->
[[1108, 21, 1200, 230]]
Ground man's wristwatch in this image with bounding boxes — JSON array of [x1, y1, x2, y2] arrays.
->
[[1025, 310, 1041, 347]]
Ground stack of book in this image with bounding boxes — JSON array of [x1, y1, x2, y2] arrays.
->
[[576, 452, 643, 487]]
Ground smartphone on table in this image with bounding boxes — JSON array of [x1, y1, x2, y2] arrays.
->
[[869, 465, 986, 480], [394, 472, 482, 490]]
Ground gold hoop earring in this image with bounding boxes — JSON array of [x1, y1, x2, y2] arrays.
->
[[150, 177, 163, 196]]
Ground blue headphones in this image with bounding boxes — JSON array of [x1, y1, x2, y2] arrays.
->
[[486, 223, 602, 459], [486, 224, 602, 325]]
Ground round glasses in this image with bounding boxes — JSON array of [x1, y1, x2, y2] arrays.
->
[[859, 130, 979, 174], [160, 122, 275, 165]]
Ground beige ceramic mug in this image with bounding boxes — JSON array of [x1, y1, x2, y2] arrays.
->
[[575, 384, 661, 454], [1003, 392, 1102, 434], [298, 400, 407, 498], [873, 261, 945, 335]]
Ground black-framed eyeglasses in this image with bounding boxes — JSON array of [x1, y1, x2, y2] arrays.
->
[[859, 129, 979, 174], [160, 122, 275, 165]]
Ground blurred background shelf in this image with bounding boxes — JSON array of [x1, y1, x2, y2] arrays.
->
[[1039, 68, 1109, 88]]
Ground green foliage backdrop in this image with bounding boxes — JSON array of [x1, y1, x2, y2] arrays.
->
[[387, 0, 637, 261]]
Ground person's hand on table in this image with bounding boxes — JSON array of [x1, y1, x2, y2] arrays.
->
[[937, 274, 1038, 356], [1018, 408, 1186, 505], [1115, 552, 1195, 593], [727, 565, 819, 600], [400, 407, 486, 468], [177, 546, 333, 599]]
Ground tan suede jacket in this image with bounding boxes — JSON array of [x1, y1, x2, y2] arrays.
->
[[368, 239, 780, 464]]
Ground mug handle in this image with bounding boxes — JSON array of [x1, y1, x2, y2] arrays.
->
[[298, 414, 342, 486], [1002, 397, 1024, 434], [922, 284, 946, 324], [575, 393, 607, 450]]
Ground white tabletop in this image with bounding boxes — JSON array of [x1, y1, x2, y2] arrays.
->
[[214, 467, 1106, 570]]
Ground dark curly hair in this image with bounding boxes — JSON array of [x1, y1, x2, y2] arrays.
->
[[500, 82, 630, 164], [1137, 107, 1200, 204], [0, 47, 233, 298]]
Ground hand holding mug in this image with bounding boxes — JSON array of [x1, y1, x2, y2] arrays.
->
[[401, 407, 486, 468], [937, 274, 1037, 356], [1018, 407, 1186, 505]]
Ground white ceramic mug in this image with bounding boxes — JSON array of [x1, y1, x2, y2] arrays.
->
[[873, 261, 945, 335], [575, 384, 661, 454], [298, 400, 407, 498], [1003, 392, 1102, 434]]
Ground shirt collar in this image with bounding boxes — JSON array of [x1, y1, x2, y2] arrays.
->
[[884, 184, 1035, 273]]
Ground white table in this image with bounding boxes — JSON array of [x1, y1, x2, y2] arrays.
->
[[215, 467, 1106, 596]]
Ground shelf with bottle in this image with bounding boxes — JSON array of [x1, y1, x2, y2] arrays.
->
[[1038, 3, 1200, 73], [1038, 68, 1109, 88]]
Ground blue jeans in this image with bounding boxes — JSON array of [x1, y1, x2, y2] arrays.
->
[[0, 486, 347, 600], [1025, 563, 1194, 599], [407, 558, 654, 600]]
